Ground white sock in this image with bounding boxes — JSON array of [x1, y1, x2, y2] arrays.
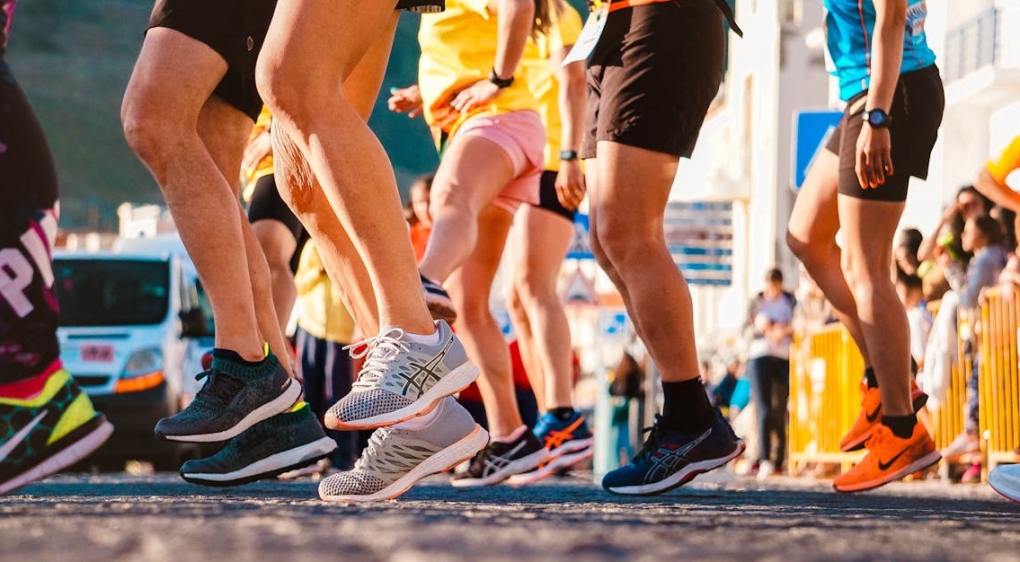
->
[[396, 399, 446, 430], [403, 326, 442, 346], [492, 424, 528, 444]]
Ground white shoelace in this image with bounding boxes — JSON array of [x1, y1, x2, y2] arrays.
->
[[345, 327, 411, 390]]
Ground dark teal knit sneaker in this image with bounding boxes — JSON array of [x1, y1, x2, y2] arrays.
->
[[180, 403, 336, 486], [155, 351, 301, 443]]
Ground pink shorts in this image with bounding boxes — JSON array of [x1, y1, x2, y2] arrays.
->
[[452, 110, 544, 214]]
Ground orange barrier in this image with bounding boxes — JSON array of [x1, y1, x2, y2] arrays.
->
[[788, 324, 864, 473], [979, 287, 1020, 473]]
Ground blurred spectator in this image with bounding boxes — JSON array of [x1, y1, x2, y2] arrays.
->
[[894, 227, 924, 278], [895, 271, 931, 374], [609, 352, 645, 465], [792, 265, 836, 334], [406, 173, 435, 263], [710, 357, 742, 416], [745, 268, 795, 477]]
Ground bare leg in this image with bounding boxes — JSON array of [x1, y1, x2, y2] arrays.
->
[[587, 142, 696, 383], [787, 150, 872, 364], [505, 205, 575, 410], [251, 219, 298, 335], [122, 29, 265, 362], [447, 206, 520, 437], [838, 196, 912, 416], [257, 0, 431, 334]]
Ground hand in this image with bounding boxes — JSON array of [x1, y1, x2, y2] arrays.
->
[[449, 79, 502, 113], [942, 201, 962, 222], [241, 131, 272, 176], [855, 123, 893, 189], [555, 160, 586, 211], [387, 85, 424, 118]]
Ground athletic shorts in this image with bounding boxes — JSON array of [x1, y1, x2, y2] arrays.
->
[[824, 64, 944, 202], [247, 173, 309, 273], [148, 0, 276, 122], [452, 110, 544, 215], [582, 0, 725, 159], [529, 170, 576, 222]]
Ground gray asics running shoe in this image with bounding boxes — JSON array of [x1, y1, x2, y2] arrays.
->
[[155, 351, 301, 443], [319, 397, 487, 502], [180, 402, 336, 486], [324, 321, 479, 430]]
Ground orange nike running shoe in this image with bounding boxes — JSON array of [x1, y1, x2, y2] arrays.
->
[[833, 423, 940, 493], [839, 379, 928, 453]]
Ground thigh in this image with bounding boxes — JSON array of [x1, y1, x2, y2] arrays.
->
[[433, 131, 517, 216], [788, 150, 840, 245]]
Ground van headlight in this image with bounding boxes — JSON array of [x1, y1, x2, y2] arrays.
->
[[116, 349, 165, 393]]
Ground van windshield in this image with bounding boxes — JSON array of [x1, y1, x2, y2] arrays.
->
[[55, 259, 170, 327]]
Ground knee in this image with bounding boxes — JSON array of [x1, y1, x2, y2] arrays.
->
[[786, 229, 810, 262], [594, 221, 648, 274], [256, 52, 315, 126], [252, 221, 296, 274], [121, 100, 176, 169], [505, 284, 527, 318]]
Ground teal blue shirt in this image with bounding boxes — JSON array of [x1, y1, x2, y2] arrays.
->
[[824, 0, 936, 101]]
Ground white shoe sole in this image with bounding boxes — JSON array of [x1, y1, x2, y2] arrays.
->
[[604, 441, 746, 496], [164, 380, 302, 443], [326, 361, 480, 431], [319, 425, 489, 502], [506, 444, 594, 487], [182, 436, 337, 486], [0, 420, 114, 495], [451, 445, 552, 488]]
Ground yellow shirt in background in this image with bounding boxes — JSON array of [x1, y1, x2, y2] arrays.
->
[[987, 134, 1020, 185], [294, 242, 356, 344], [418, 0, 540, 144], [241, 106, 275, 203], [520, 3, 583, 171]]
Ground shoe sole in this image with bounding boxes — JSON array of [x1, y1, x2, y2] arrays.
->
[[319, 425, 489, 502], [839, 393, 931, 453], [506, 444, 594, 487], [160, 379, 302, 443], [603, 441, 746, 496], [0, 418, 114, 495], [180, 436, 337, 487], [988, 470, 1020, 503], [425, 295, 458, 324], [451, 446, 552, 488], [325, 362, 480, 431], [832, 450, 942, 493]]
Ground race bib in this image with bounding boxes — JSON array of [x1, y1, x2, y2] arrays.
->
[[562, 7, 607, 66]]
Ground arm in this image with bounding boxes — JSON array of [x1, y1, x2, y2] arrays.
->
[[975, 166, 1020, 213], [855, 0, 907, 190], [917, 203, 959, 262], [451, 0, 534, 113], [550, 46, 586, 210]]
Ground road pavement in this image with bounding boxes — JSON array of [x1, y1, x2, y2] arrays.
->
[[2, 470, 1017, 562]]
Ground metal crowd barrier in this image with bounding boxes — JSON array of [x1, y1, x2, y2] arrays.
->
[[979, 287, 1020, 474]]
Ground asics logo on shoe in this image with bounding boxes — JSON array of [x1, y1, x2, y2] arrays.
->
[[0, 410, 48, 463], [644, 427, 711, 484], [544, 418, 585, 450], [483, 441, 527, 476], [399, 338, 453, 398], [878, 447, 909, 471]]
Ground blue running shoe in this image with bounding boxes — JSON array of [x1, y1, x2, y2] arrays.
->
[[507, 411, 594, 486], [602, 410, 744, 496]]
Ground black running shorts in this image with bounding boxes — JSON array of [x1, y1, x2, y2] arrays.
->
[[582, 0, 725, 159], [824, 65, 944, 202], [148, 0, 277, 122], [530, 170, 576, 222]]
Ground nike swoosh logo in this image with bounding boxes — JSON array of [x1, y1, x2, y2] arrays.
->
[[0, 410, 48, 463], [878, 447, 909, 471], [865, 405, 880, 424]]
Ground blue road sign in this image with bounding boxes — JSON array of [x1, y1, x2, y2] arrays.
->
[[793, 110, 843, 189]]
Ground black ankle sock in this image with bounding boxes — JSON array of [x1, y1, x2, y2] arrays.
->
[[212, 348, 264, 368], [548, 407, 576, 422], [661, 378, 713, 434], [864, 367, 878, 389], [882, 414, 917, 439]]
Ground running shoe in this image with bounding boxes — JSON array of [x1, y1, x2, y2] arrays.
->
[[155, 350, 301, 443], [989, 463, 1020, 503], [839, 379, 929, 452], [506, 411, 593, 486], [941, 432, 980, 463], [0, 365, 114, 495], [319, 397, 487, 502], [421, 274, 457, 323], [324, 321, 478, 430], [832, 423, 941, 493], [179, 402, 336, 486], [601, 410, 745, 496], [452, 428, 551, 487]]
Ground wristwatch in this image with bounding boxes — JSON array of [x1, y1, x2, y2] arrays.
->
[[862, 108, 892, 129], [559, 149, 579, 161], [488, 68, 514, 89]]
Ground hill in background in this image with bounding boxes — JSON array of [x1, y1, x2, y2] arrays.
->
[[8, 0, 438, 231]]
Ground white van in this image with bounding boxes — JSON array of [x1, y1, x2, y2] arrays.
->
[[53, 234, 212, 468]]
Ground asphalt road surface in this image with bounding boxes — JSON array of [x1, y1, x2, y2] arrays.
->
[[2, 470, 1018, 562]]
